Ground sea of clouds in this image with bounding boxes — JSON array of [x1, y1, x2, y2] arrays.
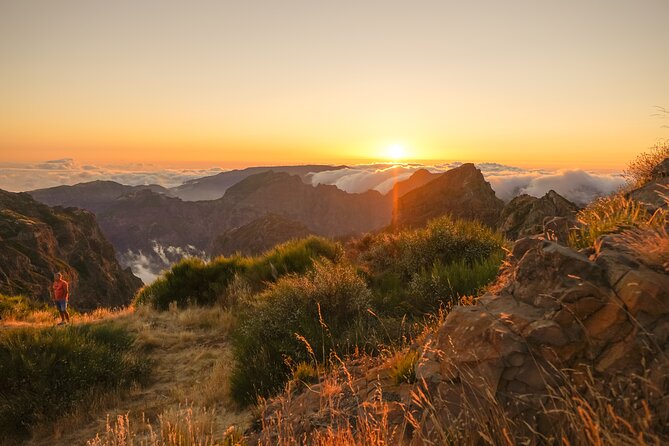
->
[[0, 158, 225, 192]]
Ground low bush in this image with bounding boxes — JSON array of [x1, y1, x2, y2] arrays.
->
[[355, 216, 505, 315], [229, 261, 375, 406], [136, 236, 342, 310], [0, 323, 149, 439]]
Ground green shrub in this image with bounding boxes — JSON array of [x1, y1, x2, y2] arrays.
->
[[356, 216, 505, 316], [135, 236, 342, 310], [569, 194, 666, 249], [408, 252, 506, 313], [0, 323, 149, 438], [229, 261, 375, 406]]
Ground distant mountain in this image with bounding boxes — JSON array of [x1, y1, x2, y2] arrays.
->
[[392, 163, 504, 228], [218, 171, 392, 236], [0, 189, 142, 310], [210, 214, 313, 257], [29, 171, 392, 278], [387, 168, 440, 198], [31, 180, 171, 213], [497, 190, 579, 241], [170, 165, 346, 201]]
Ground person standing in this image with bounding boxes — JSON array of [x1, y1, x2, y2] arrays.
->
[[52, 272, 70, 325]]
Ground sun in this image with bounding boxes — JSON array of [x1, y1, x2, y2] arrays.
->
[[386, 144, 407, 161]]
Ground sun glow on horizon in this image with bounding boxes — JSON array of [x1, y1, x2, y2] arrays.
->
[[386, 144, 408, 162]]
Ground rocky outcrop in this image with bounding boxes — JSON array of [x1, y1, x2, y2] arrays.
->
[[497, 190, 579, 241], [210, 214, 313, 257], [627, 157, 669, 211], [0, 189, 142, 310], [255, 235, 669, 442], [393, 163, 504, 229]]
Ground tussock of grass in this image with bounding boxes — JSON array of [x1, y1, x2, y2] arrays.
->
[[623, 139, 669, 188], [292, 362, 320, 385], [136, 236, 342, 310], [569, 193, 666, 249], [389, 349, 418, 384], [0, 323, 149, 439]]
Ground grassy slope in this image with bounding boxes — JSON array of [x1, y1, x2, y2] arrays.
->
[[0, 306, 251, 446]]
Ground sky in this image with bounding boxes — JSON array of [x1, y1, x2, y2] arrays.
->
[[0, 0, 668, 170]]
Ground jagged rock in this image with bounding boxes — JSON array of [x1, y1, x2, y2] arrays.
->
[[0, 189, 142, 310], [393, 163, 504, 229], [497, 190, 579, 241]]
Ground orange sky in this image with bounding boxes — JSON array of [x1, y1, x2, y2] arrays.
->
[[1, 1, 668, 171]]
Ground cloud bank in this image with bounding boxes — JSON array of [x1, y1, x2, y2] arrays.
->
[[0, 158, 225, 192]]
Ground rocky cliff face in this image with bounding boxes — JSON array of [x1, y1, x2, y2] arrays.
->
[[0, 189, 142, 310], [209, 214, 313, 257], [497, 190, 579, 241], [393, 163, 504, 228]]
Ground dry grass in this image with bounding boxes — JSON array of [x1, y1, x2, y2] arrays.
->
[[252, 356, 668, 446], [623, 139, 669, 188], [17, 305, 250, 446]]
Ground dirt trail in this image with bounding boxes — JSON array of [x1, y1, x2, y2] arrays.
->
[[14, 307, 252, 446]]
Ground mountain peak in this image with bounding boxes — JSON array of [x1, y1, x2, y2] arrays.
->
[[393, 164, 503, 228]]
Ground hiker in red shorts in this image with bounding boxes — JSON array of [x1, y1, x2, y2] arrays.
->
[[52, 272, 70, 325]]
